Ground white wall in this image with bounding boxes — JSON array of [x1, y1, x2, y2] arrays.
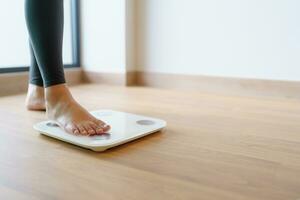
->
[[0, 0, 73, 67], [81, 0, 126, 73], [136, 0, 300, 81]]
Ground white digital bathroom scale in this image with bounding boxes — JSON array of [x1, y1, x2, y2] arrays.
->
[[34, 109, 167, 152]]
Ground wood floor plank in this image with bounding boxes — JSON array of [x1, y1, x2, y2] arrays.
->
[[0, 84, 300, 200]]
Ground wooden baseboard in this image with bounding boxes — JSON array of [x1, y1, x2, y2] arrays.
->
[[65, 68, 83, 86], [4, 68, 297, 99], [134, 71, 300, 99], [126, 71, 138, 86], [82, 71, 127, 85], [0, 68, 82, 97], [76, 70, 300, 99]]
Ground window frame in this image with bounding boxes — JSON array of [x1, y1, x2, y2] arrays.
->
[[0, 0, 81, 74]]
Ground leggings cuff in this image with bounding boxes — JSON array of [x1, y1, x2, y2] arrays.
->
[[44, 79, 66, 88]]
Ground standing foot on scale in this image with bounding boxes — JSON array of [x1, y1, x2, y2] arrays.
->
[[45, 84, 111, 136]]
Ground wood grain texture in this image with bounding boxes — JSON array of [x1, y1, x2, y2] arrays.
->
[[0, 84, 300, 200]]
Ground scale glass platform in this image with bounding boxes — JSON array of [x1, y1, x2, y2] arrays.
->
[[34, 110, 167, 152]]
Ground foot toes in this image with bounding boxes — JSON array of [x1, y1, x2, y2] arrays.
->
[[88, 123, 100, 135], [94, 120, 110, 133], [102, 124, 111, 132], [98, 123, 110, 133], [92, 121, 104, 134], [88, 129, 95, 135], [85, 124, 96, 135], [65, 124, 79, 135], [95, 127, 104, 134], [73, 129, 80, 135], [77, 125, 88, 135]]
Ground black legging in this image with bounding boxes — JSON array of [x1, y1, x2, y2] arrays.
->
[[25, 0, 66, 87]]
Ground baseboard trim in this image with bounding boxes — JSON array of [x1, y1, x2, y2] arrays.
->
[[6, 68, 296, 99], [82, 70, 140, 86], [134, 72, 300, 99], [82, 71, 127, 85], [77, 70, 300, 99], [65, 68, 83, 86], [0, 68, 82, 97]]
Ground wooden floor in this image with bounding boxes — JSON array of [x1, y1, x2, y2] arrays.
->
[[0, 84, 300, 200]]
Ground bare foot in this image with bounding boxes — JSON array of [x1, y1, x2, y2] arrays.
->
[[25, 84, 46, 111], [45, 84, 110, 136]]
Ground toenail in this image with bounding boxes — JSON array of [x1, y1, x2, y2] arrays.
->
[[103, 125, 110, 129], [100, 124, 107, 128]]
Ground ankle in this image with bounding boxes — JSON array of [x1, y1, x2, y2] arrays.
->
[[27, 84, 44, 96], [45, 84, 73, 106]]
